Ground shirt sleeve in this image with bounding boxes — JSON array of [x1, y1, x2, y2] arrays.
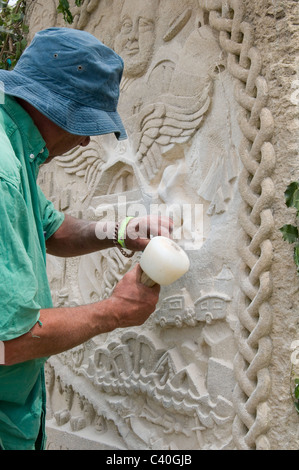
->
[[37, 186, 65, 240], [0, 178, 42, 341]]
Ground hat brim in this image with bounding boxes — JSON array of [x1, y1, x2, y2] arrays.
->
[[0, 69, 127, 140]]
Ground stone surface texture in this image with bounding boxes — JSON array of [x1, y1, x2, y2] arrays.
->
[[25, 0, 299, 450]]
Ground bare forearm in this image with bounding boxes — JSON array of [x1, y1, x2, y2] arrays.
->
[[4, 299, 117, 366], [46, 214, 115, 257], [3, 265, 160, 366]]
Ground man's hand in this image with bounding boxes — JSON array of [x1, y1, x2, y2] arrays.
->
[[108, 264, 160, 328], [124, 215, 173, 252]]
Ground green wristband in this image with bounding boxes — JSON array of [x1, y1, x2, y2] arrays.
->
[[118, 216, 134, 248]]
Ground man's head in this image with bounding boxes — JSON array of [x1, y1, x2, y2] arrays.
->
[[0, 27, 127, 151], [18, 98, 91, 160]]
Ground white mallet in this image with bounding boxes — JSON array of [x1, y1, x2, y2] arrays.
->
[[140, 236, 190, 287]]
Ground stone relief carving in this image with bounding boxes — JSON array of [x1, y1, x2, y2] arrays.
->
[[33, 0, 276, 450]]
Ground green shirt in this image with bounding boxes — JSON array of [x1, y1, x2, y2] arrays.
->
[[0, 96, 65, 450]]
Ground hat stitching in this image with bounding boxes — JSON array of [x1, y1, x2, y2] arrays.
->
[[12, 67, 119, 111], [42, 31, 124, 68], [0, 75, 121, 132], [3, 85, 125, 138], [62, 34, 124, 67]]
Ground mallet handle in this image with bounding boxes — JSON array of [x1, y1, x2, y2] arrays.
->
[[140, 271, 157, 287]]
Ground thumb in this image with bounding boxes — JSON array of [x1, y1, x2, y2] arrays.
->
[[133, 263, 142, 282]]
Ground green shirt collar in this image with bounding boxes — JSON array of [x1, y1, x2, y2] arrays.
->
[[3, 95, 49, 165]]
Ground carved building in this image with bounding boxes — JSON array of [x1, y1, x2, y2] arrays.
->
[[26, 0, 299, 450]]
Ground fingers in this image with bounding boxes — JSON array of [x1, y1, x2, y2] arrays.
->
[[133, 263, 142, 282], [127, 216, 173, 240], [159, 223, 174, 239], [123, 215, 173, 253], [145, 215, 174, 238], [132, 263, 160, 292]]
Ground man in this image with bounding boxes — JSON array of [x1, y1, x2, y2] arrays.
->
[[0, 28, 172, 450]]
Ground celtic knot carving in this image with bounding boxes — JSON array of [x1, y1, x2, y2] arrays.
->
[[199, 0, 276, 450]]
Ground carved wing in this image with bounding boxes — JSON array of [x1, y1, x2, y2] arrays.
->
[[135, 87, 211, 181], [55, 138, 106, 189]]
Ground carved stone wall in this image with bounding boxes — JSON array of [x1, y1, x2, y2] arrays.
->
[[26, 0, 299, 450]]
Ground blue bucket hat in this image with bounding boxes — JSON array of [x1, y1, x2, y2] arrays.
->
[[0, 27, 127, 140]]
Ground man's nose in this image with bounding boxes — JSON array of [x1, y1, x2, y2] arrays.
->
[[81, 136, 91, 147], [128, 20, 139, 41]]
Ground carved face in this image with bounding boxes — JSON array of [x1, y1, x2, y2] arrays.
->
[[114, 0, 158, 78]]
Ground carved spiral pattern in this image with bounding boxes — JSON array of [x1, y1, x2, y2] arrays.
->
[[199, 0, 276, 449]]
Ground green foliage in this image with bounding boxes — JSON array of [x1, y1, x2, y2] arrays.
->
[[282, 182, 299, 415], [57, 0, 73, 24], [280, 181, 299, 275], [0, 0, 83, 71], [57, 0, 83, 24], [0, 0, 28, 70], [290, 370, 299, 416]]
